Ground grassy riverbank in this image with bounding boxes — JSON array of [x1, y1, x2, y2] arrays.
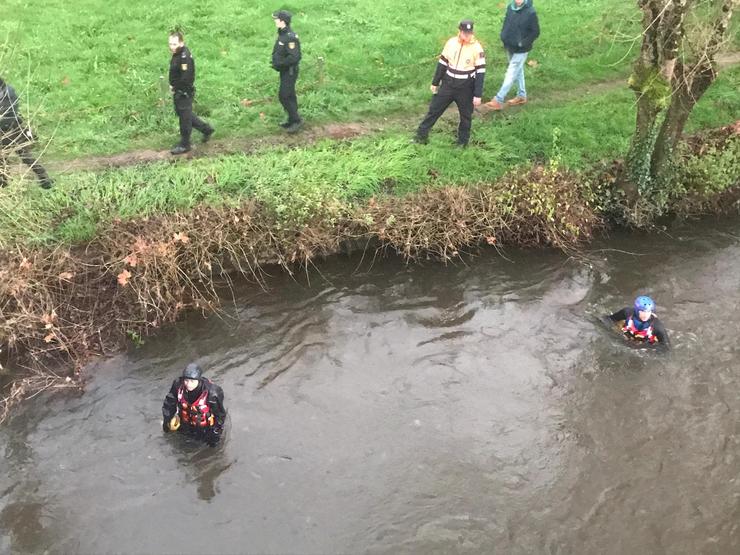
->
[[0, 0, 738, 418], [0, 0, 645, 159], [1, 68, 738, 248]]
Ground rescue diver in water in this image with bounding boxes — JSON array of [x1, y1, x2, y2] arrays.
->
[[162, 363, 227, 447], [607, 295, 669, 347]]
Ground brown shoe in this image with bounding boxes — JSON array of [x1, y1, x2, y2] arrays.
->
[[485, 98, 504, 110], [506, 96, 527, 106]]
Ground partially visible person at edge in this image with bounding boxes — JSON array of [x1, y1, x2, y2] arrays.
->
[[0, 77, 53, 189], [271, 10, 303, 133], [162, 363, 227, 447], [485, 0, 540, 110], [607, 295, 670, 347], [168, 31, 214, 155], [413, 19, 486, 148]]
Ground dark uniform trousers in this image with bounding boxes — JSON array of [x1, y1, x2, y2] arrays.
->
[[416, 78, 475, 145], [0, 127, 51, 187], [278, 66, 300, 124], [173, 92, 211, 148]]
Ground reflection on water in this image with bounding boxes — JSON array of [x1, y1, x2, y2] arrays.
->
[[1, 221, 740, 554]]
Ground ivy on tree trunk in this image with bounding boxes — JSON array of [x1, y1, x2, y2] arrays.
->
[[625, 0, 735, 197]]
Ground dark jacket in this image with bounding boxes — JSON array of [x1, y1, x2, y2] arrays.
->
[[0, 82, 22, 131], [162, 377, 227, 427], [500, 0, 540, 54], [169, 46, 196, 95], [272, 27, 302, 71], [607, 307, 670, 346]]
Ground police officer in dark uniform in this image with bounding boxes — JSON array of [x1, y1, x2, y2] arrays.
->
[[168, 32, 214, 155], [162, 363, 227, 447], [0, 76, 52, 189], [413, 20, 486, 147], [271, 10, 302, 133]]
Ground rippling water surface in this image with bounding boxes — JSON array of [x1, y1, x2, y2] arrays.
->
[[1, 221, 739, 554]]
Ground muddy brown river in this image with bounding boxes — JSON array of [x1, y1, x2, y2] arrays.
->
[[1, 221, 739, 554]]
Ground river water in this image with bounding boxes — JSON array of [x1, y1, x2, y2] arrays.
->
[[1, 220, 739, 554]]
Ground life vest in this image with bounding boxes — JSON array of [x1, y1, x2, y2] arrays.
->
[[622, 315, 658, 344], [177, 381, 215, 428]]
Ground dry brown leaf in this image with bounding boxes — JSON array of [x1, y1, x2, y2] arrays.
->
[[44, 333, 55, 343], [527, 59, 539, 68], [41, 312, 56, 325], [124, 254, 138, 267], [117, 269, 132, 286], [240, 98, 254, 107], [133, 236, 149, 254], [173, 232, 190, 244], [486, 236, 497, 245], [58, 271, 74, 281]]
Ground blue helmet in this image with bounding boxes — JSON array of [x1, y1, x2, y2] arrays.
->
[[634, 295, 655, 313]]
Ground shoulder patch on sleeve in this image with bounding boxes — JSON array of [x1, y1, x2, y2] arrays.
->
[[288, 42, 296, 49]]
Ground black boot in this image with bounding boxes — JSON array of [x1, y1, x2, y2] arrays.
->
[[171, 144, 191, 155]]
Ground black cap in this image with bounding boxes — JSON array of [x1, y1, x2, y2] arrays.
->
[[272, 10, 292, 25], [459, 19, 474, 32], [182, 363, 203, 380]]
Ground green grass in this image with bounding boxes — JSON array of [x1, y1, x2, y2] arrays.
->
[[2, 67, 737, 248], [1, 0, 640, 158], [1, 1, 738, 248]]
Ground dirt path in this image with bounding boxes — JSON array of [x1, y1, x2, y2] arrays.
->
[[51, 52, 740, 173]]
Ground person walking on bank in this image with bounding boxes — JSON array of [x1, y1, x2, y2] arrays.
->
[[0, 77, 53, 189], [413, 20, 486, 148], [485, 0, 540, 110], [271, 10, 302, 133], [168, 31, 214, 155]]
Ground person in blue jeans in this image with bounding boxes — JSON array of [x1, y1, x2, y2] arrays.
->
[[485, 0, 540, 110]]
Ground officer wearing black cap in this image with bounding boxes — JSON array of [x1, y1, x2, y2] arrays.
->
[[162, 363, 227, 447], [413, 19, 486, 147], [167, 31, 214, 155], [271, 10, 302, 133]]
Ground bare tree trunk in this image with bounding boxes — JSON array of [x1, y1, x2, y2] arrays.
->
[[650, 62, 715, 177], [650, 0, 735, 179], [624, 0, 735, 195]]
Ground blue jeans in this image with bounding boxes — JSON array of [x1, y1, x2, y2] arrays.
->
[[495, 50, 528, 103]]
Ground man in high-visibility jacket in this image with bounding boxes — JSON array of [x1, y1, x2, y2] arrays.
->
[[413, 20, 486, 148]]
